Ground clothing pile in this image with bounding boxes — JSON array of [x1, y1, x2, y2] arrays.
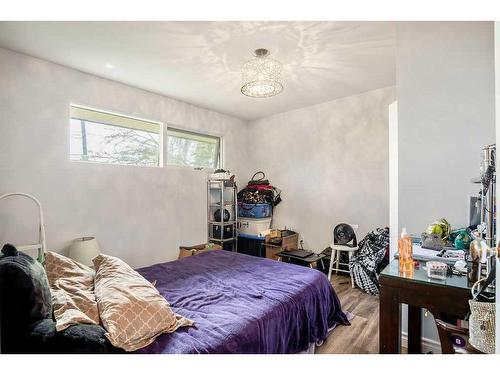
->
[[349, 227, 390, 295], [237, 171, 281, 208], [236, 171, 282, 239]]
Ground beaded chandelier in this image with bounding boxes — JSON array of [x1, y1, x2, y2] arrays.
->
[[241, 48, 283, 98]]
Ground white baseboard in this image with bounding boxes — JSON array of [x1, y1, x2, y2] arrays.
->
[[401, 332, 441, 354]]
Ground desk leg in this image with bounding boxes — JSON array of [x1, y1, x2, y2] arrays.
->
[[379, 285, 401, 353], [408, 306, 422, 354]]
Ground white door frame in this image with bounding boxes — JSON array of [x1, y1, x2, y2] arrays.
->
[[389, 100, 398, 260], [494, 21, 500, 355]]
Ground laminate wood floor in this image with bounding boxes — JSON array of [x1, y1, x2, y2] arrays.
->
[[316, 274, 379, 354]]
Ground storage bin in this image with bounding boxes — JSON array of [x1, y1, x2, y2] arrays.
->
[[212, 223, 235, 239], [238, 202, 272, 218], [237, 234, 265, 258], [238, 217, 272, 237]]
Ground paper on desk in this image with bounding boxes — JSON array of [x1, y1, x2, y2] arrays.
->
[[397, 245, 465, 264]]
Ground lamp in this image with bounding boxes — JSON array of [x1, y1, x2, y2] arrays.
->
[[241, 48, 283, 98], [68, 237, 100, 266]]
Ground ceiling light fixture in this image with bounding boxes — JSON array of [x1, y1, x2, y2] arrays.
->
[[241, 48, 283, 98]]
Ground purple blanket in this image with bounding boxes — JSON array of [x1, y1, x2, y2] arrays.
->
[[135, 251, 349, 354]]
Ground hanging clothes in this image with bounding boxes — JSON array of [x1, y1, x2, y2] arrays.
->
[[349, 227, 390, 295]]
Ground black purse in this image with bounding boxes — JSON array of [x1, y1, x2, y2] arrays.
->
[[247, 171, 269, 186]]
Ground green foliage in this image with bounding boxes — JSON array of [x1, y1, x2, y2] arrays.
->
[[167, 135, 218, 168], [88, 128, 159, 166]]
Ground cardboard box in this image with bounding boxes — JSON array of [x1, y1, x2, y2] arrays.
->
[[178, 243, 222, 259]]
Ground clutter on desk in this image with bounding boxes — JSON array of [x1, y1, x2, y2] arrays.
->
[[453, 260, 468, 275], [398, 144, 497, 287], [425, 218, 451, 242], [420, 222, 472, 252], [449, 229, 472, 250], [425, 261, 448, 280], [400, 241, 465, 265]]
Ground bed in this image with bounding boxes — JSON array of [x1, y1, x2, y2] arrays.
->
[[135, 250, 349, 354]]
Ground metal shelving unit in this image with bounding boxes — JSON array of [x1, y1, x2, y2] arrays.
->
[[207, 178, 238, 251]]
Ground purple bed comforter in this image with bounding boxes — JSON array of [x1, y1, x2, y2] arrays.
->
[[135, 250, 349, 354]]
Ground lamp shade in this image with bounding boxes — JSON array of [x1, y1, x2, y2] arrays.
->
[[68, 237, 100, 266]]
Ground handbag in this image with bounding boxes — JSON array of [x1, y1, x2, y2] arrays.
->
[[247, 171, 269, 186], [468, 261, 496, 354]]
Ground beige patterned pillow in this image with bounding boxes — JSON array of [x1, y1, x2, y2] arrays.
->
[[44, 251, 100, 331], [93, 254, 193, 352]]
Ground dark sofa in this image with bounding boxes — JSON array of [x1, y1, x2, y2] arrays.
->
[[0, 244, 121, 354]]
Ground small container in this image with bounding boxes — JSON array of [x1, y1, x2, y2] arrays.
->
[[426, 261, 448, 280]]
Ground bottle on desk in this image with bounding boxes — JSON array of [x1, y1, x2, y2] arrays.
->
[[399, 227, 414, 274]]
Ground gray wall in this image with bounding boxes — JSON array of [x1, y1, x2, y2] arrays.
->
[[397, 21, 495, 232], [247, 87, 396, 252], [0, 48, 249, 268], [396, 22, 495, 344]]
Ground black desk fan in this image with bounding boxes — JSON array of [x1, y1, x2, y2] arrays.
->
[[333, 223, 357, 247], [328, 223, 359, 287]]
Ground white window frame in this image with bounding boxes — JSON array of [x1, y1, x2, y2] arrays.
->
[[69, 103, 164, 168], [165, 125, 224, 171]]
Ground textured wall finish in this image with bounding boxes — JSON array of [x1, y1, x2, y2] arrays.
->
[[246, 86, 396, 252], [397, 22, 495, 233], [0, 48, 249, 268], [0, 21, 395, 120]]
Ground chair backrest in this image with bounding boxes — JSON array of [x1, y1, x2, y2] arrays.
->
[[434, 318, 481, 354]]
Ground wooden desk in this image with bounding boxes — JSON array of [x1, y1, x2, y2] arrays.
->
[[265, 232, 298, 260], [379, 260, 471, 354]]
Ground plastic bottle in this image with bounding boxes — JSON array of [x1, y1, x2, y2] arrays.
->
[[398, 227, 414, 273]]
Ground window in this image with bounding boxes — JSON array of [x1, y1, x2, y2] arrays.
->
[[166, 127, 221, 169], [70, 105, 162, 167]]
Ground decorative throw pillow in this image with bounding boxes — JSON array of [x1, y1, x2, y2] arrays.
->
[[44, 251, 100, 331], [93, 254, 194, 351]]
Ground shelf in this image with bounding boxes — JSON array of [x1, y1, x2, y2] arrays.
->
[[208, 178, 238, 252], [209, 182, 236, 189], [210, 203, 235, 208], [209, 220, 236, 225], [209, 237, 237, 243]]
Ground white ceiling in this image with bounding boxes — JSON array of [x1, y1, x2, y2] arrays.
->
[[0, 21, 396, 120]]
